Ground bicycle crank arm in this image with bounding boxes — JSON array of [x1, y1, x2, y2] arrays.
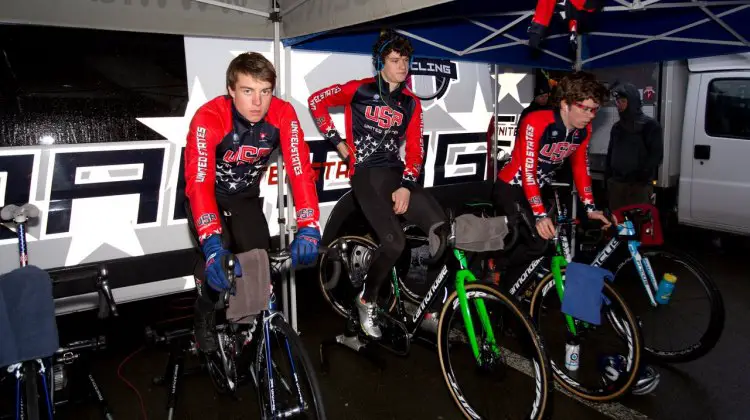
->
[[274, 405, 306, 418], [373, 313, 411, 356]]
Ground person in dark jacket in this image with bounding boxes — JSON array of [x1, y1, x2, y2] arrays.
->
[[605, 83, 663, 211], [520, 81, 553, 124]]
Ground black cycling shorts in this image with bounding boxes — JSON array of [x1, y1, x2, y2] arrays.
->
[[185, 195, 270, 281]]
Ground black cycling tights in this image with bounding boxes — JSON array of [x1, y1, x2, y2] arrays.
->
[[491, 181, 549, 279], [350, 167, 447, 303]]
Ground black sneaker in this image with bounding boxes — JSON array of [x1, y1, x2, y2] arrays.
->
[[194, 308, 218, 353]]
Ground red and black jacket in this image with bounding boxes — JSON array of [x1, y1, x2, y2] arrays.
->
[[498, 109, 596, 219], [184, 95, 320, 243], [308, 75, 424, 189]]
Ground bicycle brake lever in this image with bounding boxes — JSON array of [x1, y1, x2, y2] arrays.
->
[[97, 266, 118, 319]]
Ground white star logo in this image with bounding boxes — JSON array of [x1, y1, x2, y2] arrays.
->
[[493, 72, 530, 108], [448, 82, 494, 132], [137, 76, 209, 224], [64, 195, 145, 266]]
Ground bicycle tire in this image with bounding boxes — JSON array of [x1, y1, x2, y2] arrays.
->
[[317, 235, 397, 318], [437, 284, 553, 420], [613, 246, 725, 363], [23, 362, 40, 420], [256, 316, 327, 420], [529, 271, 643, 401]]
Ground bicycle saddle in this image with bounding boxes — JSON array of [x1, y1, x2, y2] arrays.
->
[[1, 203, 40, 223]]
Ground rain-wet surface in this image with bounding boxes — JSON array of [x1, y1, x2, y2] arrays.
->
[[5, 226, 749, 420]]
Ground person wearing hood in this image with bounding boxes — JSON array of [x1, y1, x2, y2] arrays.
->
[[605, 83, 663, 211], [521, 81, 553, 123]]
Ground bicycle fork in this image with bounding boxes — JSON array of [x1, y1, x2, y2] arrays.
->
[[454, 250, 500, 364], [626, 240, 660, 307], [12, 359, 54, 420], [261, 313, 307, 419]]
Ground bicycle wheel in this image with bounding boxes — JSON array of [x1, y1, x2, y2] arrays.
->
[[204, 327, 240, 396], [530, 271, 643, 401], [317, 235, 397, 318], [612, 247, 725, 363], [255, 315, 326, 420], [23, 362, 40, 420], [438, 284, 552, 420]]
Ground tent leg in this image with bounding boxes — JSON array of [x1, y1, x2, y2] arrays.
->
[[492, 64, 498, 183], [574, 34, 583, 71], [270, 0, 293, 329]]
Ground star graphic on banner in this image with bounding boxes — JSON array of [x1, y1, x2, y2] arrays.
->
[[289, 51, 329, 109], [137, 76, 209, 191], [494, 72, 530, 108], [64, 195, 145, 266], [447, 82, 494, 132]]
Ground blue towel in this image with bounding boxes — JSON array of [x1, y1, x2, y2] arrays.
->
[[561, 262, 614, 326], [0, 284, 17, 367], [0, 265, 59, 367]]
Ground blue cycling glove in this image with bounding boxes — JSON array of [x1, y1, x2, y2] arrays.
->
[[201, 235, 242, 292], [290, 227, 321, 268]]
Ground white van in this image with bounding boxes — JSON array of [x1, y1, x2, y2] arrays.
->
[[589, 54, 750, 236]]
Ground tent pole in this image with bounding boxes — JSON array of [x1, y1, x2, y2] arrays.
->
[[271, 0, 293, 329], [575, 34, 583, 71], [492, 64, 499, 183]]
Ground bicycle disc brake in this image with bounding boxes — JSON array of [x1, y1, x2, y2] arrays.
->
[[346, 243, 372, 289], [373, 312, 411, 356]]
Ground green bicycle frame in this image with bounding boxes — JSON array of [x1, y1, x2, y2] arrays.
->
[[453, 249, 501, 362], [389, 248, 501, 362], [550, 241, 584, 336]]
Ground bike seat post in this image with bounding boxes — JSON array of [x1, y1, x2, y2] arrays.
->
[[16, 220, 29, 268]]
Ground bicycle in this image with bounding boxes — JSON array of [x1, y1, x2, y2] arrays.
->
[[391, 189, 646, 402], [320, 210, 553, 420], [579, 203, 725, 364], [0, 204, 54, 420], [203, 248, 328, 420], [0, 203, 118, 420], [519, 192, 645, 401]]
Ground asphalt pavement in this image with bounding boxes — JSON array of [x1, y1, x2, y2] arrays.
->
[[2, 226, 748, 420]]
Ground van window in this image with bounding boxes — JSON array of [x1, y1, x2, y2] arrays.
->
[[705, 78, 750, 140]]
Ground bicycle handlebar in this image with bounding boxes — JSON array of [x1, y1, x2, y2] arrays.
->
[[219, 246, 340, 304], [412, 202, 529, 268]]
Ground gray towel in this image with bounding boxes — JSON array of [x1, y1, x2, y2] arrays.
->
[[430, 214, 510, 254], [226, 249, 270, 324]]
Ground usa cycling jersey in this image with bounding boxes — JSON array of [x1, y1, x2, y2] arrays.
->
[[184, 95, 320, 243], [308, 74, 424, 189], [498, 109, 596, 219]]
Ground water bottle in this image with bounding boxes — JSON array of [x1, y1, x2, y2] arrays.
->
[[655, 273, 678, 305], [565, 339, 580, 372]]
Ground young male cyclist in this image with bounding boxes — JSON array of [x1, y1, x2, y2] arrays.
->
[[494, 71, 611, 269], [493, 71, 659, 394], [307, 30, 446, 339], [184, 52, 321, 352]]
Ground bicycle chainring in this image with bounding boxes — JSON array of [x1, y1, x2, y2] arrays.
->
[[374, 312, 411, 356]]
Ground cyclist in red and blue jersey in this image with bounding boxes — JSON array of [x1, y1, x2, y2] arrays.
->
[[308, 31, 446, 339], [494, 71, 611, 267], [184, 52, 321, 352]]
